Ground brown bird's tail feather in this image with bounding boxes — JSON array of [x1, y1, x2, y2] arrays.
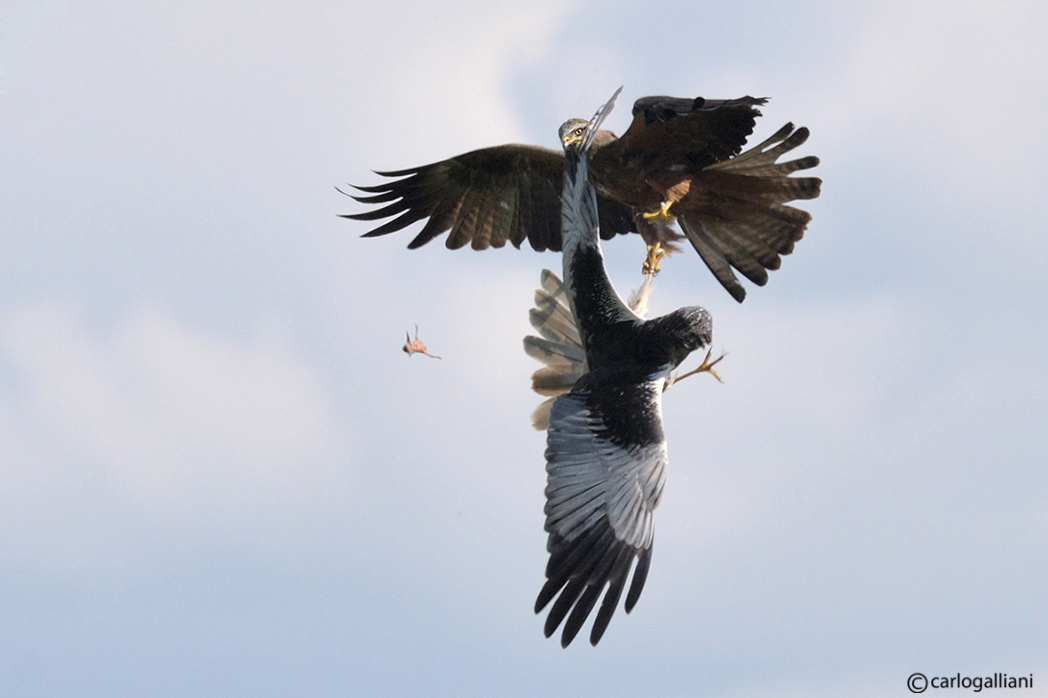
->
[[677, 123, 821, 302]]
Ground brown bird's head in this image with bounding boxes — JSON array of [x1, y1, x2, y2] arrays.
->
[[557, 118, 590, 149]]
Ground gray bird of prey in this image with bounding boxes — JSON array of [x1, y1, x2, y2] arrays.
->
[[534, 87, 716, 647]]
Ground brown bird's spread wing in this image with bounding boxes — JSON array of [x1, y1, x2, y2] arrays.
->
[[341, 144, 636, 252], [581, 95, 820, 302], [607, 95, 768, 173]]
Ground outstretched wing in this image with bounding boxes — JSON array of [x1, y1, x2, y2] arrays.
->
[[536, 370, 668, 647], [341, 144, 636, 252], [605, 95, 768, 173]]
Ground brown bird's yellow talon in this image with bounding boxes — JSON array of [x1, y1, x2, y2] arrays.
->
[[640, 200, 675, 221], [642, 242, 667, 275]]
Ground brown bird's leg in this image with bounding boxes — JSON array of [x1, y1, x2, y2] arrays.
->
[[640, 179, 689, 221], [641, 241, 667, 275], [668, 349, 725, 387], [638, 179, 690, 274]]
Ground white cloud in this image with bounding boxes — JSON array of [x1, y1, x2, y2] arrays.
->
[[815, 0, 1048, 203], [656, 294, 909, 542], [0, 302, 351, 574], [331, 0, 573, 161], [785, 1, 1048, 297]]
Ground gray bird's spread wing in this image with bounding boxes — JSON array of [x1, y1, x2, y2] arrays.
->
[[535, 369, 668, 647]]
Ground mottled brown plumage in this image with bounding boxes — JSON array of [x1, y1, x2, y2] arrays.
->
[[342, 93, 821, 302]]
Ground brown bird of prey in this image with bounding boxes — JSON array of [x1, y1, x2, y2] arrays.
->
[[341, 90, 821, 302]]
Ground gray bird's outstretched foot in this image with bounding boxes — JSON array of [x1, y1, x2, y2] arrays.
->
[[668, 348, 725, 386]]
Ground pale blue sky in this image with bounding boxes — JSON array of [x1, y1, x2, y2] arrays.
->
[[2, 1, 1047, 696]]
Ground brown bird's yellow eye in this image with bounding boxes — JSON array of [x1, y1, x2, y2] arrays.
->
[[574, 127, 584, 137]]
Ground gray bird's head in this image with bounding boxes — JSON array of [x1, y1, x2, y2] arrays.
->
[[640, 306, 713, 369], [667, 306, 713, 354]]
